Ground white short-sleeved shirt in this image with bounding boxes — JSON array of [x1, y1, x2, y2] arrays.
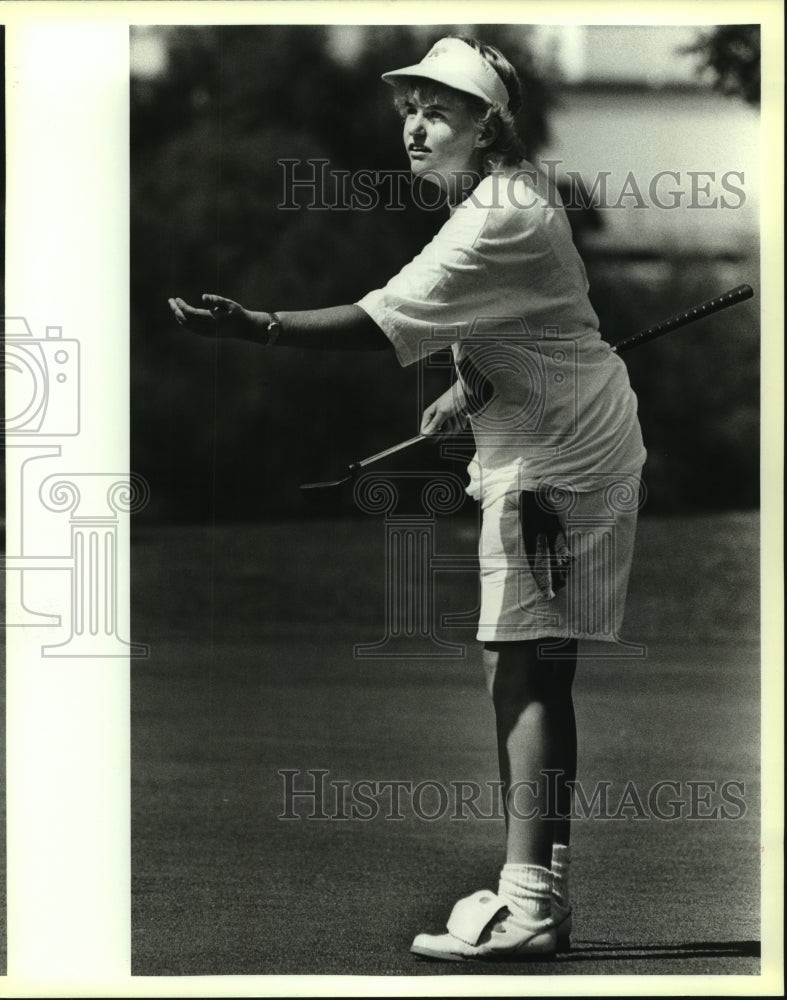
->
[[356, 164, 646, 499]]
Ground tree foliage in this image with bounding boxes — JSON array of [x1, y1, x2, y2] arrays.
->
[[683, 25, 760, 106], [131, 25, 759, 520], [130, 25, 553, 519]]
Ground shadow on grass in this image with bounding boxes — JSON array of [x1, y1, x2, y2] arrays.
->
[[410, 939, 761, 972], [555, 938, 761, 962]]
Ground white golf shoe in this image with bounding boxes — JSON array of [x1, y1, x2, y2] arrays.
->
[[410, 889, 557, 962]]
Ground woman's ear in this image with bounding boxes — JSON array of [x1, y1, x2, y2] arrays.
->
[[475, 118, 499, 149]]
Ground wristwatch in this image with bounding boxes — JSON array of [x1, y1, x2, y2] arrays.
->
[[264, 312, 282, 347]]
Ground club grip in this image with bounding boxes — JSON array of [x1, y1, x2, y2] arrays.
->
[[613, 283, 754, 354]]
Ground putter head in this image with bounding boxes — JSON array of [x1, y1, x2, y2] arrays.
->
[[298, 464, 361, 515], [299, 462, 359, 494], [299, 474, 352, 493]]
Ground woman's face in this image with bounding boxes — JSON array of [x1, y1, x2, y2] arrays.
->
[[400, 85, 485, 197]]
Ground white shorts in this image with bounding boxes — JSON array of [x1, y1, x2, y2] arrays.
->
[[476, 479, 642, 643]]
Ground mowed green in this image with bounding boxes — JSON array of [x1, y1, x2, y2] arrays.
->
[[131, 511, 761, 977]]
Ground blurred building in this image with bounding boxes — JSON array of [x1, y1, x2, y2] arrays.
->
[[521, 26, 758, 257], [331, 24, 759, 256], [531, 24, 702, 85]]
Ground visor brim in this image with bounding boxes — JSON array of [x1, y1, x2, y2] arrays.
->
[[381, 66, 494, 106]]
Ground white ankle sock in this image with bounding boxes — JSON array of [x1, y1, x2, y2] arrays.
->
[[497, 863, 553, 923], [551, 843, 571, 909]]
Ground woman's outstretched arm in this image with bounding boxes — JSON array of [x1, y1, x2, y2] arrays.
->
[[168, 294, 392, 351]]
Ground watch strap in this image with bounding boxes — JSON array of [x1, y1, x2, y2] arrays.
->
[[264, 312, 282, 347]]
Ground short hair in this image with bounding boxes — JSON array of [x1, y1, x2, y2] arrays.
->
[[391, 34, 526, 174]]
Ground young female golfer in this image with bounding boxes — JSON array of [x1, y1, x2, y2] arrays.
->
[[170, 35, 646, 961]]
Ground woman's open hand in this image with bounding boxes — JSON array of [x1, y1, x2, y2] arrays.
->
[[168, 294, 254, 340]]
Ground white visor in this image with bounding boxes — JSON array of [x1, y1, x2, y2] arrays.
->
[[381, 37, 509, 109]]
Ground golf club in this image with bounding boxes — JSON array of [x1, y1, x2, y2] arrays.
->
[[612, 282, 753, 354], [300, 433, 427, 492], [300, 282, 754, 495]]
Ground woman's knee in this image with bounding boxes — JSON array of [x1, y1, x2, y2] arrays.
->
[[483, 638, 577, 703], [483, 640, 540, 702]]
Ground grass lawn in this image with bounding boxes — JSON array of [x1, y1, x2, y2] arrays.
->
[[129, 510, 764, 977]]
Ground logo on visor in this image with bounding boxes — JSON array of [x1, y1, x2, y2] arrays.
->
[[425, 43, 450, 60]]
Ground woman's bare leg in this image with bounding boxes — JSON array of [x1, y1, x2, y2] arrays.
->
[[483, 638, 577, 865]]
